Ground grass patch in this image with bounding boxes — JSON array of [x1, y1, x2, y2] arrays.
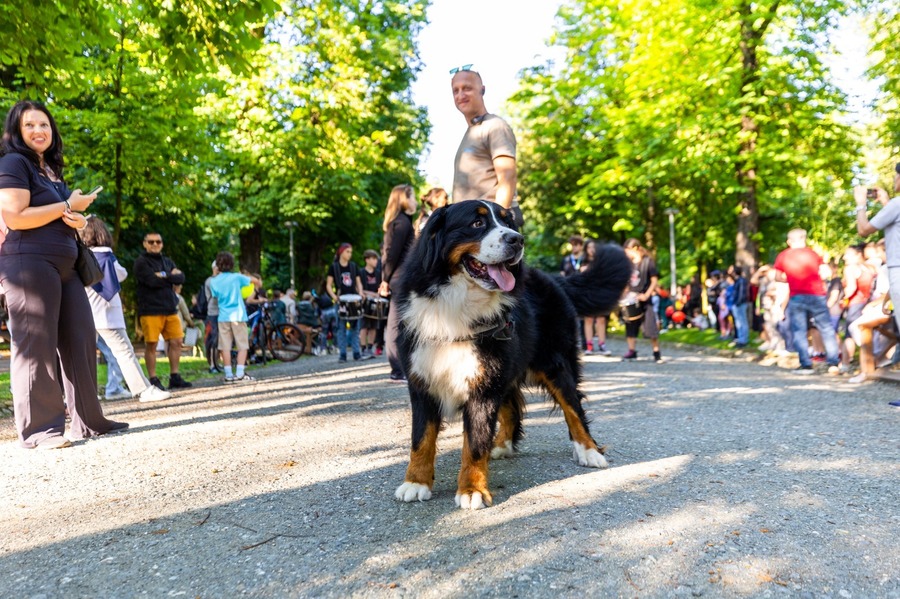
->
[[607, 320, 760, 351]]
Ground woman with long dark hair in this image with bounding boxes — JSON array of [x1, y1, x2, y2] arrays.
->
[[379, 184, 418, 382], [0, 100, 127, 448]]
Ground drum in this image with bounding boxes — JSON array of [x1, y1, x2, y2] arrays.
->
[[364, 297, 390, 321], [338, 294, 363, 320], [619, 299, 645, 322]]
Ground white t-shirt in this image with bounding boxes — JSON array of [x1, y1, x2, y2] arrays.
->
[[869, 196, 900, 267]]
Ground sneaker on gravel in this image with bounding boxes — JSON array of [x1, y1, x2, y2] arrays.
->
[[235, 374, 256, 383], [149, 376, 167, 391], [139, 386, 171, 403], [597, 343, 612, 356], [224, 376, 235, 384], [104, 390, 132, 401], [793, 366, 815, 375], [848, 373, 868, 384], [622, 350, 638, 360]]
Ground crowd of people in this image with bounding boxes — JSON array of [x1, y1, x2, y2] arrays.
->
[[0, 66, 518, 449], [3, 67, 898, 450], [559, 162, 900, 386]]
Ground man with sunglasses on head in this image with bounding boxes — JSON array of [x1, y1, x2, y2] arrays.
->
[[450, 64, 521, 225], [134, 232, 192, 390]]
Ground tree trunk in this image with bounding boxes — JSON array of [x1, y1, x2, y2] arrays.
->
[[734, 0, 779, 274], [112, 26, 126, 249], [240, 224, 262, 276], [643, 186, 657, 255]]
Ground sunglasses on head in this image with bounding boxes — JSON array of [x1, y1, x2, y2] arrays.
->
[[449, 64, 474, 75]]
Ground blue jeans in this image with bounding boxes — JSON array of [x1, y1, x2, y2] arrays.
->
[[336, 317, 361, 360], [97, 335, 126, 395], [787, 294, 839, 367], [732, 302, 750, 345]]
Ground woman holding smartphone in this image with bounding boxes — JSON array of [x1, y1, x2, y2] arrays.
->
[[0, 100, 127, 449]]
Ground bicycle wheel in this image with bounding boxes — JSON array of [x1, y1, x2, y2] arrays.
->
[[269, 324, 304, 362], [248, 320, 266, 365]]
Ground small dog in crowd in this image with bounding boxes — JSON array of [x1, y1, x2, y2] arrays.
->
[[393, 200, 631, 509]]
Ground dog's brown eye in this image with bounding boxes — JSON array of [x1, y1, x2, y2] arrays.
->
[[472, 219, 485, 228]]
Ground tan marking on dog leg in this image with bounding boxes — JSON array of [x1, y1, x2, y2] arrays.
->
[[397, 421, 440, 502], [533, 373, 597, 450], [533, 373, 608, 468], [404, 420, 439, 485], [456, 433, 493, 509], [491, 401, 517, 459]]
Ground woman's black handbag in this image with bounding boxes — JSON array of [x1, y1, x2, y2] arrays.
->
[[75, 238, 104, 286]]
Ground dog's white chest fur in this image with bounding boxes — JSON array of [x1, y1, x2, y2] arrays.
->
[[403, 275, 513, 420], [410, 342, 480, 419]]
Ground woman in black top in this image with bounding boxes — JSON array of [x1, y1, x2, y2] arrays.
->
[[622, 238, 662, 362], [0, 100, 127, 449], [379, 184, 418, 382]]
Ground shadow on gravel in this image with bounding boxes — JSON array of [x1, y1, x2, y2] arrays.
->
[[1, 354, 897, 596]]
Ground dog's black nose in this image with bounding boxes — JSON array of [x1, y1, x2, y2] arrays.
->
[[503, 231, 524, 250]]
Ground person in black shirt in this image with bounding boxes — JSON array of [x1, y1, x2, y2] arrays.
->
[[326, 243, 366, 362], [621, 238, 662, 362], [359, 249, 384, 358], [380, 184, 418, 381], [0, 100, 127, 448], [134, 232, 192, 390]]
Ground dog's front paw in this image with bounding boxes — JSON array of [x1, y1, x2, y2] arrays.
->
[[395, 482, 432, 502], [455, 490, 492, 510], [573, 442, 609, 468], [490, 439, 515, 460]]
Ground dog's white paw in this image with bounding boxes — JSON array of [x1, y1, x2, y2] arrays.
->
[[573, 442, 609, 468], [455, 492, 488, 510], [395, 482, 432, 502], [491, 440, 515, 460]]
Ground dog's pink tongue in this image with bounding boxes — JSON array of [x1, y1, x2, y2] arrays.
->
[[487, 264, 516, 291]]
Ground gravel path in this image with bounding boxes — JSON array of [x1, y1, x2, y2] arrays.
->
[[1, 340, 898, 598]]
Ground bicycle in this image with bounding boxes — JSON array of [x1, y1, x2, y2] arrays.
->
[[210, 302, 305, 370]]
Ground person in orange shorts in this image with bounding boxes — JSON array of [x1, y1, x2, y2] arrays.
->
[[134, 232, 192, 390]]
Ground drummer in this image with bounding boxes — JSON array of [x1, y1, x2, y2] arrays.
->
[[325, 242, 370, 363], [359, 249, 383, 359]]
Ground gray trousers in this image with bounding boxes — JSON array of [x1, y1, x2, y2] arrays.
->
[[0, 252, 117, 447]]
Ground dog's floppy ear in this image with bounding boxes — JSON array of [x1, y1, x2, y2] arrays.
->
[[418, 205, 448, 276]]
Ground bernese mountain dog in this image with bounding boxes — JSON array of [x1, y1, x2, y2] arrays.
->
[[393, 200, 632, 510]]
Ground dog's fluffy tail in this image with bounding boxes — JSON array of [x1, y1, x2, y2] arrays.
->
[[558, 243, 632, 318]]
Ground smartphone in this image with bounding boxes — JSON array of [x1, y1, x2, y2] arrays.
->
[[866, 188, 878, 199], [87, 185, 103, 195]]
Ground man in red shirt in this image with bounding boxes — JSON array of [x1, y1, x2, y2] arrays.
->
[[773, 228, 840, 374]]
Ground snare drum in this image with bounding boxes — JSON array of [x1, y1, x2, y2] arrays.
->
[[619, 296, 645, 322], [364, 297, 390, 321], [338, 294, 363, 320]]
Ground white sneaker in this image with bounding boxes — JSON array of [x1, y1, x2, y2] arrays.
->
[[139, 385, 171, 402], [105, 390, 132, 401]]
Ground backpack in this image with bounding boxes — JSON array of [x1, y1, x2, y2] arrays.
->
[[193, 282, 209, 320]]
